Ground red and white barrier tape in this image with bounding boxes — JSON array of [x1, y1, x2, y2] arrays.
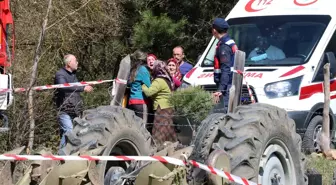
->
[[115, 78, 128, 85], [0, 78, 127, 93], [0, 154, 257, 185], [233, 70, 256, 103]]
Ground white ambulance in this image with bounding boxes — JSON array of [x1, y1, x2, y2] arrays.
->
[[182, 0, 336, 153]]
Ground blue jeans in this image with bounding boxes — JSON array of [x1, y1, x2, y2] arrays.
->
[[58, 112, 73, 151]]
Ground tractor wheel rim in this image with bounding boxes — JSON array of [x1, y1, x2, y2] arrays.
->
[[104, 139, 140, 179], [313, 124, 322, 153], [258, 139, 296, 185], [105, 167, 126, 185]]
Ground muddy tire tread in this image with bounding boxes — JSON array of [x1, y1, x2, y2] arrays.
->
[[62, 105, 153, 156], [189, 103, 308, 185]]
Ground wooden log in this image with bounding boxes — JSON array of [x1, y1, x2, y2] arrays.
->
[[227, 85, 235, 113], [320, 63, 331, 152], [110, 55, 131, 106], [228, 50, 246, 112]]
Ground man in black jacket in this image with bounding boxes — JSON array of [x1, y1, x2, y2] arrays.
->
[[54, 54, 93, 151]]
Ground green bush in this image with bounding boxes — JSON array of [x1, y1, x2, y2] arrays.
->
[[169, 86, 215, 123]]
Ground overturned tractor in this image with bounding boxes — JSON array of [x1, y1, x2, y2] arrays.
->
[[1, 51, 308, 185]]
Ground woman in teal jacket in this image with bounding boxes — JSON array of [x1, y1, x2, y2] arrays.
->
[[128, 51, 152, 123]]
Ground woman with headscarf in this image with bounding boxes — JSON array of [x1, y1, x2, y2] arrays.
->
[[167, 58, 182, 89], [142, 60, 177, 146], [127, 50, 151, 123]]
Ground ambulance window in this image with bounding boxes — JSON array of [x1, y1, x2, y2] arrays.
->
[[201, 15, 331, 67], [325, 31, 336, 55], [313, 31, 336, 82], [201, 39, 219, 67]]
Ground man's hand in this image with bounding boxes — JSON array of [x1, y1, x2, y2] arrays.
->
[[212, 91, 222, 104], [84, 85, 93, 92]]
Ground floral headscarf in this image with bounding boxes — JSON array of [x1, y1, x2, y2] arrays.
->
[[167, 58, 182, 81], [152, 60, 175, 91]]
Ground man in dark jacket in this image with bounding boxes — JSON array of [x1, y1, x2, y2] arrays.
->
[[54, 54, 93, 151], [211, 18, 238, 113]]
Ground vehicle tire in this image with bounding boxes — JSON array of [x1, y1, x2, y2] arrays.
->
[[302, 115, 323, 154], [188, 103, 308, 185], [61, 105, 154, 184]]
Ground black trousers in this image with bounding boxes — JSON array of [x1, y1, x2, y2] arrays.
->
[[128, 104, 148, 124]]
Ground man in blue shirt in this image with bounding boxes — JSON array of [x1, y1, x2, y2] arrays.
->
[[172, 46, 193, 77], [211, 18, 238, 113]]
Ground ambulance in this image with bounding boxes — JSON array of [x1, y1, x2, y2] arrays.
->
[[182, 0, 336, 153]]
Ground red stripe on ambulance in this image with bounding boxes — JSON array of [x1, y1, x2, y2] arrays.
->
[[299, 80, 336, 100], [280, 65, 305, 78], [197, 72, 263, 79]]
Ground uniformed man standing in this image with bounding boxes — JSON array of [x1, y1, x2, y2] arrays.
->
[[211, 18, 238, 113]]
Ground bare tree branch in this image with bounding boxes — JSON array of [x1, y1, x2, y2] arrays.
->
[[46, 0, 92, 30], [27, 0, 53, 154]]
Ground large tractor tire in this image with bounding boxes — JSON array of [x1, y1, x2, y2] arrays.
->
[[61, 105, 154, 184], [189, 103, 308, 185]]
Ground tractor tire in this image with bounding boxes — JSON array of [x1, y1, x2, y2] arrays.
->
[[61, 105, 154, 184], [189, 103, 308, 185]]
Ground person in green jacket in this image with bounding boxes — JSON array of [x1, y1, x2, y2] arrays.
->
[[142, 60, 177, 146]]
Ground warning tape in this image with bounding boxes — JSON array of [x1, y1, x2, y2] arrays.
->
[[0, 154, 257, 185], [233, 70, 256, 103], [0, 78, 127, 93]]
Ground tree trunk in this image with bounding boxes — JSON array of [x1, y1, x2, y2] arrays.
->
[[27, 0, 53, 154]]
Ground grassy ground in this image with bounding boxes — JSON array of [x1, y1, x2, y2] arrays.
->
[[306, 153, 336, 185]]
